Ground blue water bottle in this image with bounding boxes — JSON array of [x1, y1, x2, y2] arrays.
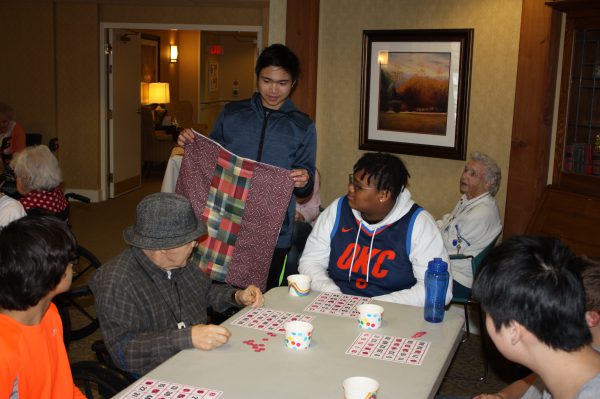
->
[[424, 258, 449, 323]]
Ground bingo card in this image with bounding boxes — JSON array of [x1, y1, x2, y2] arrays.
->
[[230, 307, 313, 334], [121, 378, 223, 398], [304, 291, 373, 317], [345, 332, 430, 366]]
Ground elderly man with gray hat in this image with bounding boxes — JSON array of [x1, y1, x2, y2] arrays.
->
[[91, 192, 264, 376]]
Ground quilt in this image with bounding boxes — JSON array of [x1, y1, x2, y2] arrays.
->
[[175, 133, 294, 290]]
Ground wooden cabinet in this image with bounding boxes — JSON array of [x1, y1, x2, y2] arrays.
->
[[524, 2, 600, 258], [550, 1, 600, 197]]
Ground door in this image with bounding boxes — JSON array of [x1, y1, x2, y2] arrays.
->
[[108, 29, 142, 197]]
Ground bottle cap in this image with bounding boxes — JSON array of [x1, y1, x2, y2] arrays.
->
[[427, 257, 448, 273]]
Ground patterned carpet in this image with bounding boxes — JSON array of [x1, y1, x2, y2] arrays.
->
[[64, 175, 526, 398]]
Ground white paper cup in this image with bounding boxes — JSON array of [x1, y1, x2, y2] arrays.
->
[[343, 376, 379, 399], [287, 274, 311, 297], [356, 304, 384, 330], [283, 320, 314, 350]]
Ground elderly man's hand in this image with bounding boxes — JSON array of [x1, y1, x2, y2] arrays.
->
[[235, 285, 264, 308], [191, 324, 231, 350], [177, 128, 196, 147]]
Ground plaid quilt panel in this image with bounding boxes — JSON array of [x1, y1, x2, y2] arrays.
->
[[175, 133, 294, 290]]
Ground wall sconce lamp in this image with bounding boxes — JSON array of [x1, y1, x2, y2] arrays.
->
[[170, 45, 178, 63]]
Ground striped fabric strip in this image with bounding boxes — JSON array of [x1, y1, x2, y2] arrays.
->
[[198, 148, 255, 281]]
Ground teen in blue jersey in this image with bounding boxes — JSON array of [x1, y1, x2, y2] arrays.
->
[[299, 153, 451, 306]]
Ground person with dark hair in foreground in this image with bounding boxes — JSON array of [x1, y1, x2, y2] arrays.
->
[[299, 152, 451, 306], [178, 44, 316, 290], [0, 215, 85, 398], [91, 193, 264, 376], [472, 236, 600, 399]]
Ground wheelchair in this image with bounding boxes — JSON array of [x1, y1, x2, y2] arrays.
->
[[0, 185, 103, 348]]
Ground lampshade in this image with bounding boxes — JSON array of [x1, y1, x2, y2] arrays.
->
[[148, 82, 170, 104], [140, 82, 150, 104], [170, 45, 178, 63]]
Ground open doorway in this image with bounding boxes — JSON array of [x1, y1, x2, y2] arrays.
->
[[100, 23, 261, 199]]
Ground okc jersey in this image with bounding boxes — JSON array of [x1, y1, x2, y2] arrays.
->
[[327, 196, 424, 297]]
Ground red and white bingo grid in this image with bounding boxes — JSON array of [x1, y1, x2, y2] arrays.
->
[[121, 378, 223, 398], [345, 332, 431, 366], [304, 292, 373, 318], [230, 307, 313, 334]]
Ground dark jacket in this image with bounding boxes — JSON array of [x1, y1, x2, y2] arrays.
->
[[210, 93, 317, 248], [90, 247, 238, 375]]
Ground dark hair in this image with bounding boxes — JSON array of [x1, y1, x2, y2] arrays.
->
[[472, 236, 591, 352], [578, 257, 600, 312], [0, 215, 77, 310], [353, 152, 410, 200], [255, 44, 300, 82]]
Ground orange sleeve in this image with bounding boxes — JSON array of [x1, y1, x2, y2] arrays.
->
[[10, 122, 26, 154], [73, 386, 87, 399]]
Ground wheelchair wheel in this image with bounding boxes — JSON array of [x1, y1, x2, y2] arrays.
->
[[72, 361, 135, 399], [56, 245, 101, 345]]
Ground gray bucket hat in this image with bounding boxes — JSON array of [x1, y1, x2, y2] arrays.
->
[[123, 192, 207, 250]]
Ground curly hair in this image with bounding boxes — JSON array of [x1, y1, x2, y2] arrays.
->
[[353, 152, 410, 200], [10, 145, 62, 192], [471, 152, 501, 196]]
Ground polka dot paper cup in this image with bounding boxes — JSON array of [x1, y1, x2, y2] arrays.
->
[[283, 320, 314, 350], [357, 304, 384, 330]]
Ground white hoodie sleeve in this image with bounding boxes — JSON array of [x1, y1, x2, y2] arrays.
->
[[373, 210, 452, 307], [298, 198, 342, 293]]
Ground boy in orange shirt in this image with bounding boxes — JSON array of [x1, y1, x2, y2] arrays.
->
[[0, 215, 86, 398]]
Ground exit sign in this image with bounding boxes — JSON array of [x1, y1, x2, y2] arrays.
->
[[209, 45, 224, 55]]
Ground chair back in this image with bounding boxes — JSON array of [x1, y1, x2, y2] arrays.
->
[[470, 233, 501, 277]]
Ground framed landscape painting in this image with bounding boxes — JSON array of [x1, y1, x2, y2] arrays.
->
[[359, 29, 473, 160]]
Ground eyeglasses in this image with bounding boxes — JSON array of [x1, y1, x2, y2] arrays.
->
[[348, 174, 377, 191]]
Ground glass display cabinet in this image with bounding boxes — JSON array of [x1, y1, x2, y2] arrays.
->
[[551, 2, 600, 197]]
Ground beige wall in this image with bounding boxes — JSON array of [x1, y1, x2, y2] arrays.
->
[[0, 2, 56, 149], [0, 1, 267, 194], [179, 31, 201, 123], [316, 0, 522, 220], [2, 0, 520, 208], [199, 33, 257, 132], [268, 0, 287, 45]]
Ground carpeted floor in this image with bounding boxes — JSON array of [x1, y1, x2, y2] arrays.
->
[[65, 174, 522, 398]]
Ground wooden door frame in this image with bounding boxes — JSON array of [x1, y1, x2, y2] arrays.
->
[[285, 0, 319, 120], [503, 0, 563, 237]]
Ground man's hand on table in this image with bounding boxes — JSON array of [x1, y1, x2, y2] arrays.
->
[[191, 324, 231, 350], [235, 285, 264, 308]]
